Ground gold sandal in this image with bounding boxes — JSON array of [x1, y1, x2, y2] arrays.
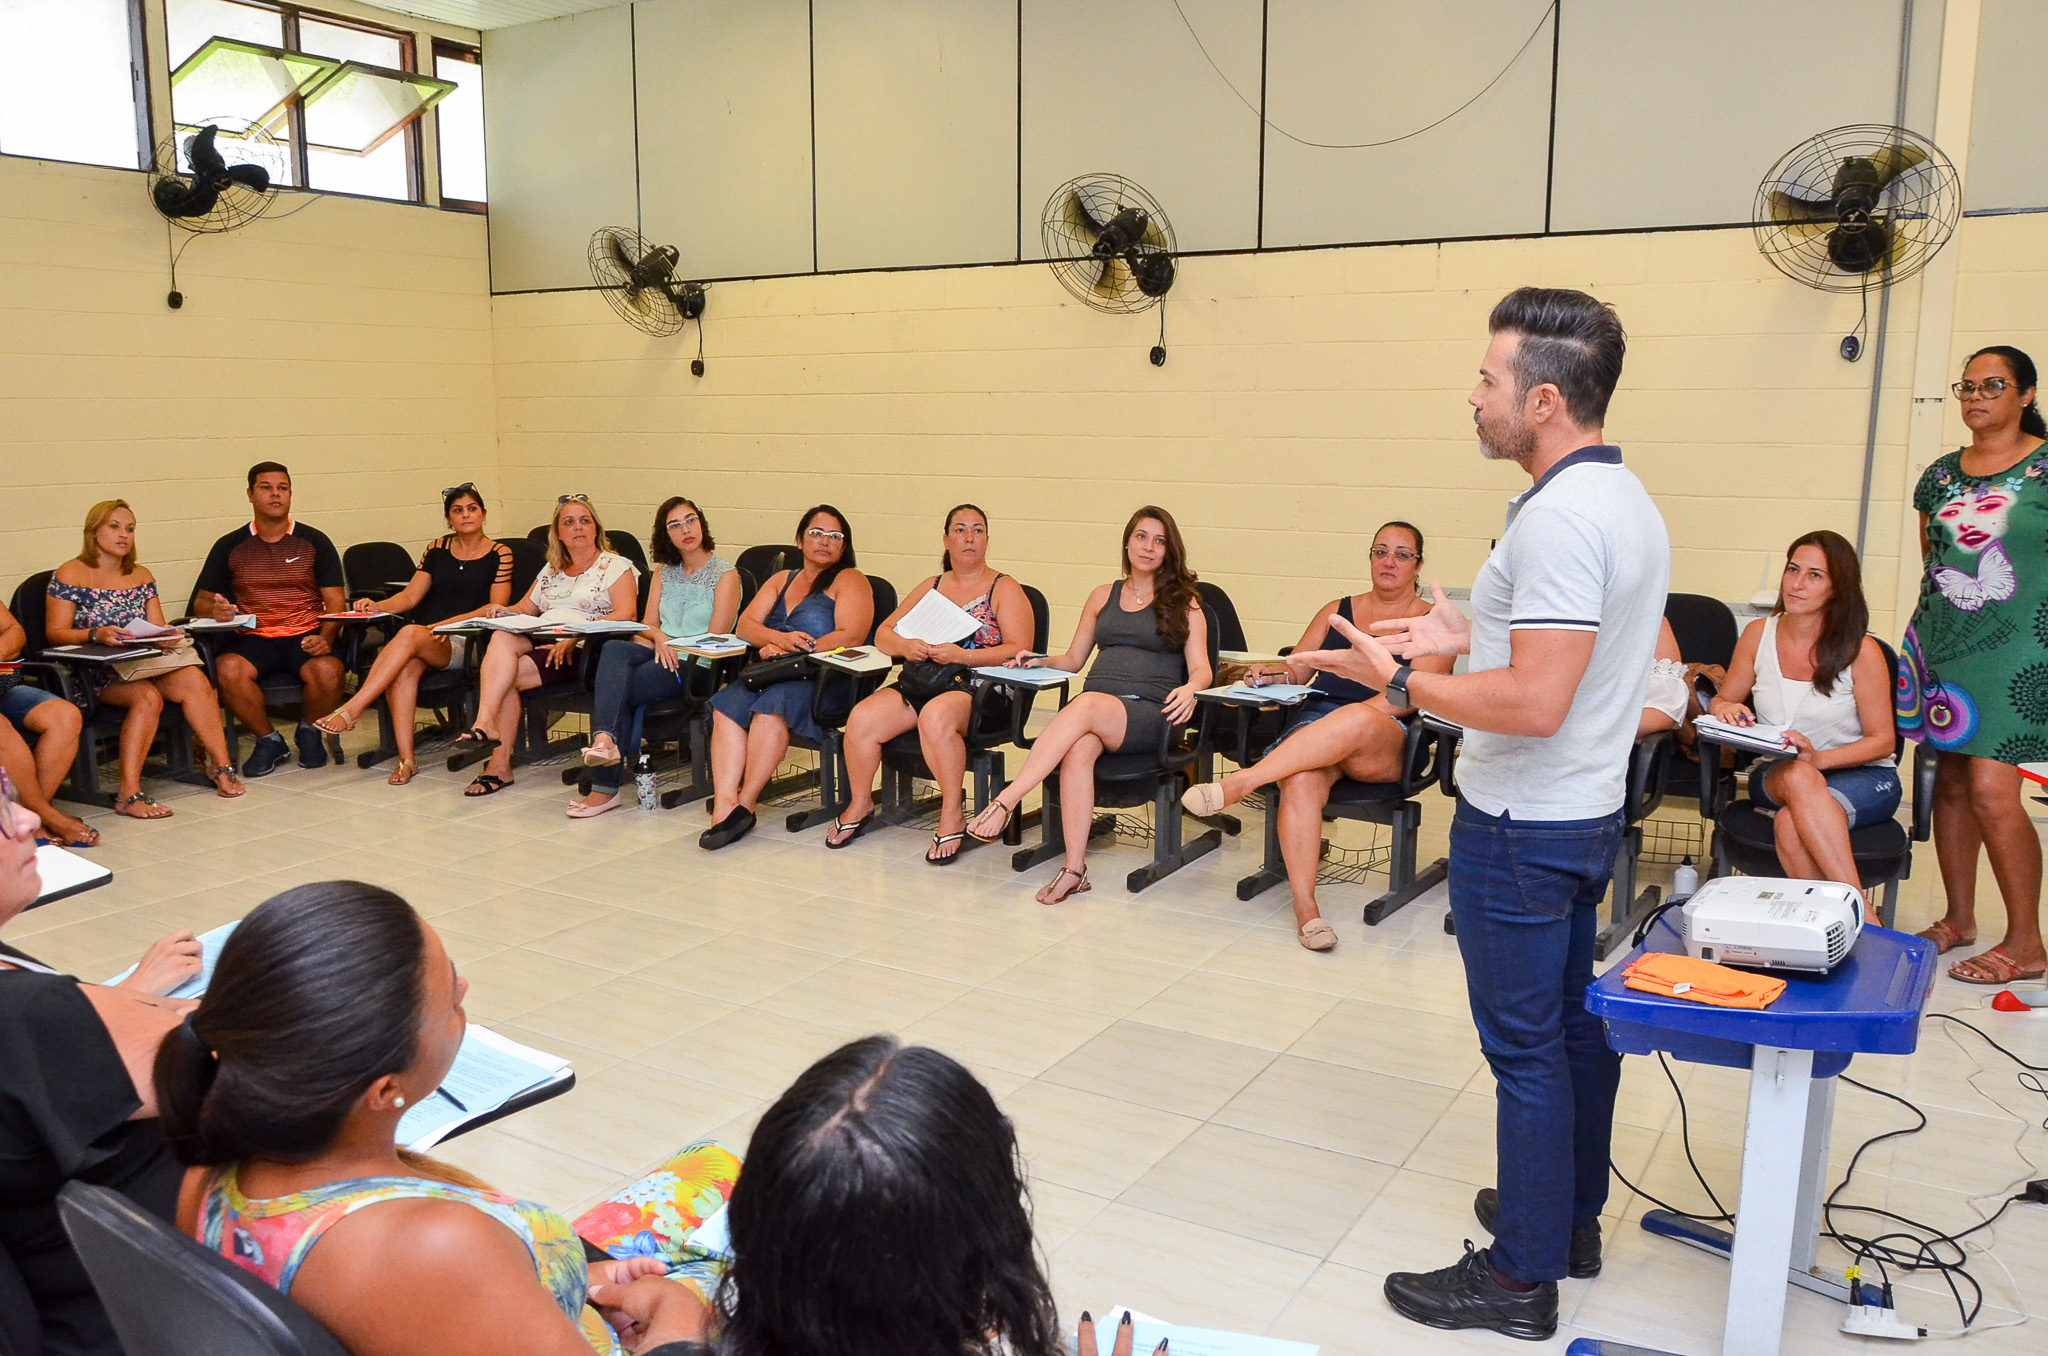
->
[[1036, 865, 1090, 905], [387, 756, 418, 786], [966, 798, 1014, 842]]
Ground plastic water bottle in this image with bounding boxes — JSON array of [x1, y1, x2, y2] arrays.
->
[[1672, 857, 1699, 901], [635, 754, 656, 811]]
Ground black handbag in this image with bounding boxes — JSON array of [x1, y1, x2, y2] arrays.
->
[[896, 660, 971, 707], [740, 652, 815, 691]]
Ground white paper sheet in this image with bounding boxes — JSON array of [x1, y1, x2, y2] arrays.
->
[[974, 665, 1077, 687], [894, 589, 982, 645], [398, 1024, 573, 1150], [103, 920, 238, 999], [1087, 1308, 1317, 1356]]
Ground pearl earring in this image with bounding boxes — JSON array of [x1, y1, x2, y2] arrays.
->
[[394, 1096, 407, 1108]]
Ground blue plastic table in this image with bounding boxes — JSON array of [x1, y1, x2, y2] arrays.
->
[[1567, 917, 1936, 1356]]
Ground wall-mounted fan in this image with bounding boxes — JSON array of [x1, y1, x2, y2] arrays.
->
[[588, 227, 709, 374], [147, 119, 291, 309], [1041, 174, 1178, 366], [1754, 124, 1959, 360]]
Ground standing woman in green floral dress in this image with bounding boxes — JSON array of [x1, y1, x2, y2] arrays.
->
[[1900, 345, 2048, 984]]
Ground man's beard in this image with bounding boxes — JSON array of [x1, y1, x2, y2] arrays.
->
[[1476, 408, 1536, 467]]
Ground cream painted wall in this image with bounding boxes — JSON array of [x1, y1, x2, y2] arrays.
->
[[0, 152, 498, 603], [490, 218, 2015, 652]]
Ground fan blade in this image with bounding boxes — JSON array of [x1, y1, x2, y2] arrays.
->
[[185, 125, 228, 182], [1091, 255, 1125, 299], [1063, 189, 1109, 243], [224, 163, 271, 193], [1826, 218, 1893, 274], [1128, 249, 1175, 298], [153, 178, 221, 219], [1766, 189, 1836, 224], [1867, 142, 1928, 193], [605, 232, 638, 278]]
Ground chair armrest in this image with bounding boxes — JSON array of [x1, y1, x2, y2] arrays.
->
[[1689, 729, 1763, 820], [1910, 740, 1936, 842], [1395, 715, 1436, 798], [12, 658, 82, 705], [1628, 731, 1673, 825], [807, 659, 889, 732]]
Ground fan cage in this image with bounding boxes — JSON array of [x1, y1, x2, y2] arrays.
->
[[149, 117, 287, 235], [588, 226, 689, 337], [1041, 173, 1177, 315], [1752, 123, 1959, 294]]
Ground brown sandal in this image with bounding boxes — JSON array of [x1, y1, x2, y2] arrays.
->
[[387, 757, 418, 787], [312, 710, 356, 735], [1917, 919, 1975, 955], [1949, 945, 2047, 986], [204, 761, 245, 798], [966, 798, 1015, 843], [1036, 865, 1090, 905], [115, 792, 173, 821]]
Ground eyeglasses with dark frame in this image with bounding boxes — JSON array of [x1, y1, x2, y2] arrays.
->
[[441, 482, 479, 501], [1953, 378, 2014, 400]]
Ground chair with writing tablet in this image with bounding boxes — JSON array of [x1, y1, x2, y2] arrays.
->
[[1007, 600, 1226, 893], [12, 571, 203, 808], [733, 544, 801, 593], [175, 580, 347, 771], [781, 574, 898, 833], [871, 582, 1051, 849], [1692, 637, 1930, 928], [57, 1181, 349, 1356]]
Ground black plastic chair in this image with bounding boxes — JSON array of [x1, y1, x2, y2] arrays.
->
[[870, 582, 1052, 851], [1693, 637, 1930, 928], [11, 572, 202, 807], [56, 1181, 348, 1356], [782, 574, 898, 832], [734, 544, 800, 592], [1229, 712, 1453, 924], [1010, 600, 1226, 892], [174, 581, 345, 770], [340, 541, 415, 602], [1195, 580, 1249, 651]]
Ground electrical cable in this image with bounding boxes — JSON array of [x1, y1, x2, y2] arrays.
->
[[1168, 0, 1557, 151]]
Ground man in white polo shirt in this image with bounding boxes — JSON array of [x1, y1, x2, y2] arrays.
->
[[1299, 287, 1668, 1340]]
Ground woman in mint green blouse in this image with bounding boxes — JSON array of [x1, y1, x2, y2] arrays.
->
[[572, 497, 739, 817]]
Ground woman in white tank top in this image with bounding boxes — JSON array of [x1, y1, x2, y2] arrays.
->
[[1707, 531, 1899, 920]]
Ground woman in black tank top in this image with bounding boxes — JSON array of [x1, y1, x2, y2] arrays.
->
[[1181, 522, 1451, 951], [964, 508, 1211, 904]]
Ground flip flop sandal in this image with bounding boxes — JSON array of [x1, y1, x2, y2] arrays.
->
[[1949, 945, 2048, 985], [386, 757, 418, 787], [926, 831, 967, 865], [456, 727, 499, 748], [1036, 865, 1090, 905], [464, 774, 513, 797], [205, 763, 246, 798], [115, 792, 173, 821], [1298, 918, 1339, 952], [966, 799, 1014, 843], [58, 824, 100, 848], [312, 711, 356, 735], [566, 793, 621, 819], [1917, 919, 1975, 955], [825, 813, 871, 849]]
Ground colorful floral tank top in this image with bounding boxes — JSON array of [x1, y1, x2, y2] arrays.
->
[[197, 1166, 613, 1350], [959, 574, 1005, 650]]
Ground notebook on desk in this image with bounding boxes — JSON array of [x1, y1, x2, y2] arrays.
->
[[1203, 682, 1317, 705], [974, 665, 1077, 687], [33, 845, 113, 908], [1693, 715, 1796, 757], [103, 920, 238, 1000], [181, 615, 258, 631], [44, 642, 159, 663]]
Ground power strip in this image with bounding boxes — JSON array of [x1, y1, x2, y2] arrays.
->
[[1842, 1304, 1926, 1340]]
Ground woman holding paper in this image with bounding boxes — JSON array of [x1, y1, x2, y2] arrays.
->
[[962, 507, 1209, 904], [309, 485, 513, 785], [1178, 522, 1452, 950], [1708, 531, 1897, 922], [827, 505, 1033, 859], [45, 500, 241, 813], [457, 496, 638, 797], [701, 507, 873, 849], [569, 497, 740, 818], [154, 881, 738, 1356]]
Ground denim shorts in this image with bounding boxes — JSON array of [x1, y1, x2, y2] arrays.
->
[[1750, 761, 1902, 830], [0, 682, 64, 733]]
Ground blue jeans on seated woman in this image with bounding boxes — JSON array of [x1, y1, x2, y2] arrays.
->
[[589, 641, 688, 793], [1447, 798, 1625, 1284], [1749, 760, 1901, 829]]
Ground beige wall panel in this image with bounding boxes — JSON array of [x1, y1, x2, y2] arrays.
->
[[635, 0, 813, 281], [1261, 0, 1552, 247], [483, 6, 639, 292], [1966, 0, 2048, 209], [1018, 0, 1259, 257], [812, 0, 1017, 272], [0, 155, 497, 595], [1551, 0, 1904, 233]]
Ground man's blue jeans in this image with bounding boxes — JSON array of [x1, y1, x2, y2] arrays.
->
[[1448, 798, 1625, 1284]]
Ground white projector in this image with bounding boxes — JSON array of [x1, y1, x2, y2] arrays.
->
[[1680, 877, 1863, 974]]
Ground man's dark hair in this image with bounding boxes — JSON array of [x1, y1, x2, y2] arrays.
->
[[246, 461, 291, 489], [1488, 287, 1627, 426]]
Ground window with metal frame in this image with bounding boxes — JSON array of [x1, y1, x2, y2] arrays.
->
[[0, 0, 150, 171], [433, 41, 484, 210]]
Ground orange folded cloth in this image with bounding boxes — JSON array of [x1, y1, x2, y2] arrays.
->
[[1622, 952, 1786, 1009]]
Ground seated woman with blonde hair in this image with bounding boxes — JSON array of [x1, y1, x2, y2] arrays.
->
[[311, 484, 512, 785], [1179, 522, 1453, 951], [457, 495, 638, 797], [45, 499, 242, 815]]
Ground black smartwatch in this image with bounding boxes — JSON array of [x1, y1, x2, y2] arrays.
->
[[1385, 663, 1413, 708]]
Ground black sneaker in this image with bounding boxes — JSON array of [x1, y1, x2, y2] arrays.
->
[[1474, 1187, 1602, 1278], [698, 807, 756, 851], [241, 732, 290, 779], [1383, 1241, 1558, 1342], [295, 722, 330, 769]]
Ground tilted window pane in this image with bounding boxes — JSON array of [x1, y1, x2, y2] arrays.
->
[[165, 0, 280, 69]]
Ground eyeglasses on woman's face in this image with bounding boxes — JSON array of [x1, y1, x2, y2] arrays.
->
[[1370, 546, 1419, 563], [668, 514, 701, 532], [1952, 378, 2013, 401], [0, 770, 20, 841], [804, 528, 846, 543]]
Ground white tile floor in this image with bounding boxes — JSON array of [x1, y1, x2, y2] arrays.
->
[[17, 738, 2048, 1355]]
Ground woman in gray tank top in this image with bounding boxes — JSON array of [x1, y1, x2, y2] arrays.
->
[[964, 506, 1211, 904]]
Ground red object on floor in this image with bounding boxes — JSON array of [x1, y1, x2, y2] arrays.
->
[[1989, 989, 2048, 1011]]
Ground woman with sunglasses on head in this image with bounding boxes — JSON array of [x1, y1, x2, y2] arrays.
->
[[459, 495, 638, 797], [700, 506, 873, 850], [570, 498, 740, 819], [963, 507, 1209, 904], [827, 505, 1034, 861], [1179, 522, 1454, 950], [39, 500, 241, 818], [310, 485, 513, 785], [1901, 345, 2048, 985]]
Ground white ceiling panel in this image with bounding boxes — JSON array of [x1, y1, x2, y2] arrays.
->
[[380, 0, 627, 28]]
